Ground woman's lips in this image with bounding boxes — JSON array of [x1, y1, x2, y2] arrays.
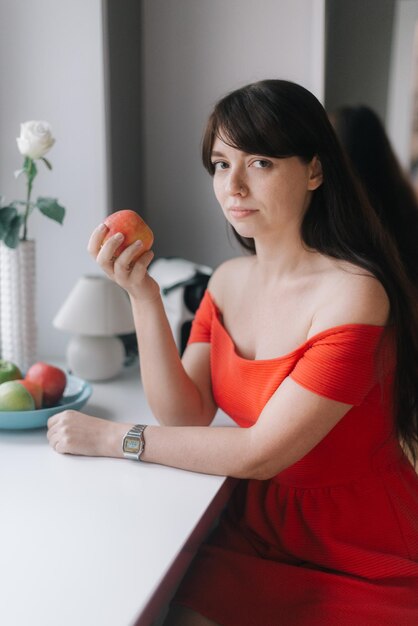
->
[[229, 207, 258, 218]]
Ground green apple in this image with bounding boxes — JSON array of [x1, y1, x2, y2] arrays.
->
[[0, 359, 22, 384], [0, 381, 35, 411]]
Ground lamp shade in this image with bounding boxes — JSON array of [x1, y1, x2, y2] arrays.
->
[[53, 275, 135, 336]]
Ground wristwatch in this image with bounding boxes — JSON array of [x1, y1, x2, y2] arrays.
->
[[122, 424, 147, 460]]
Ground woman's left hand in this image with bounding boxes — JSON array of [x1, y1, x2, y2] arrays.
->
[[47, 410, 128, 457]]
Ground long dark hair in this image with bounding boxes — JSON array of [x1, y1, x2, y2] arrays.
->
[[202, 79, 418, 462], [331, 104, 418, 285]]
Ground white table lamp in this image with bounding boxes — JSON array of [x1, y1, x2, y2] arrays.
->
[[53, 275, 136, 381]]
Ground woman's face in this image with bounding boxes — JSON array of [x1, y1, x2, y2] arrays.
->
[[211, 135, 322, 242]]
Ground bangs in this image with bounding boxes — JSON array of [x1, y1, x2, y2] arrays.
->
[[202, 84, 308, 174]]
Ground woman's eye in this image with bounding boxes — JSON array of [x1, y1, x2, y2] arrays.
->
[[212, 161, 229, 171], [253, 159, 271, 169]]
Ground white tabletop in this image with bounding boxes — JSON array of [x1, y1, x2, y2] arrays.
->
[[0, 363, 236, 626]]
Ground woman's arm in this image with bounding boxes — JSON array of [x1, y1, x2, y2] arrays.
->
[[140, 377, 352, 478], [87, 224, 217, 426], [130, 295, 216, 426], [46, 377, 352, 479], [47, 271, 388, 478]]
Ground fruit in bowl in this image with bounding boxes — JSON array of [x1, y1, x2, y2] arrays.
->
[[16, 379, 43, 409], [0, 359, 22, 384], [26, 362, 67, 407], [0, 381, 35, 411], [103, 209, 154, 258], [0, 361, 67, 412]]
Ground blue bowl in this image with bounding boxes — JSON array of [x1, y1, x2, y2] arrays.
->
[[0, 375, 92, 430]]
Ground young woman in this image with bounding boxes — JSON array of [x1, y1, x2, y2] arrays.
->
[[47, 80, 418, 625]]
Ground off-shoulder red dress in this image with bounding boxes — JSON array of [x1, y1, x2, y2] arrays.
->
[[174, 291, 418, 625]]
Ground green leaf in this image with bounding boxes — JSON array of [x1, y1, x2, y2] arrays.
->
[[36, 196, 66, 224], [41, 157, 52, 170], [0, 206, 18, 239], [3, 215, 23, 248]]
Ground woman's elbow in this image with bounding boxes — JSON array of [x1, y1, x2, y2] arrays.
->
[[243, 459, 286, 481], [152, 407, 216, 427], [241, 433, 288, 480]]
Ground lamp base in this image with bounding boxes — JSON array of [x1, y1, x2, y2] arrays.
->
[[66, 335, 125, 381]]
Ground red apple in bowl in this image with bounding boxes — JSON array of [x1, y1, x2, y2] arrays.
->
[[26, 362, 67, 407], [0, 359, 22, 384], [103, 209, 154, 258], [16, 379, 43, 409]]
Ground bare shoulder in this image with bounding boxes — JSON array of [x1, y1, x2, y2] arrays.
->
[[208, 255, 254, 308], [310, 260, 390, 336]]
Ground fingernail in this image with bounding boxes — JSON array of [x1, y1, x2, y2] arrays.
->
[[133, 240, 143, 247], [97, 223, 107, 231], [114, 232, 124, 240]]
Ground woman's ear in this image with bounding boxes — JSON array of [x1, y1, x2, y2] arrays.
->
[[307, 156, 323, 190]]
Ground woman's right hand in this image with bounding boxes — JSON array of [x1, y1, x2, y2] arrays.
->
[[87, 222, 160, 303]]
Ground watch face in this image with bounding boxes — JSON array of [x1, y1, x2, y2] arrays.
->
[[124, 437, 141, 454]]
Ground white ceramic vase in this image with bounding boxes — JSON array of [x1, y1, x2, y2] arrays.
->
[[0, 240, 37, 371]]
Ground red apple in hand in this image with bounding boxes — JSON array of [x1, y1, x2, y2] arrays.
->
[[16, 379, 43, 409], [26, 362, 67, 407], [103, 210, 154, 258]]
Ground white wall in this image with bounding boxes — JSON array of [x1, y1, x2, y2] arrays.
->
[[0, 0, 324, 360], [0, 0, 108, 359], [142, 0, 325, 268], [387, 0, 418, 167]]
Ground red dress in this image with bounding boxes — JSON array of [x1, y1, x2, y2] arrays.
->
[[174, 291, 418, 625]]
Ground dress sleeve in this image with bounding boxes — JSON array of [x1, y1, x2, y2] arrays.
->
[[289, 325, 394, 406], [187, 290, 214, 344]]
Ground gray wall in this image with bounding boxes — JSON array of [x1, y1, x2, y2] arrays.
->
[[104, 0, 143, 210], [325, 0, 396, 121], [325, 0, 418, 167], [141, 0, 325, 269]]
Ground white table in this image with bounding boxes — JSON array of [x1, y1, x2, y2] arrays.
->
[[0, 363, 236, 626]]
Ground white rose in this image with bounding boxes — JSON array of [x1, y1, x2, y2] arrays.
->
[[16, 121, 55, 160]]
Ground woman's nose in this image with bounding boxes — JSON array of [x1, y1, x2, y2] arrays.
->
[[226, 170, 247, 196]]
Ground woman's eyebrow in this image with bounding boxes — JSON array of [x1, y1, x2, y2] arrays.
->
[[211, 150, 226, 158]]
